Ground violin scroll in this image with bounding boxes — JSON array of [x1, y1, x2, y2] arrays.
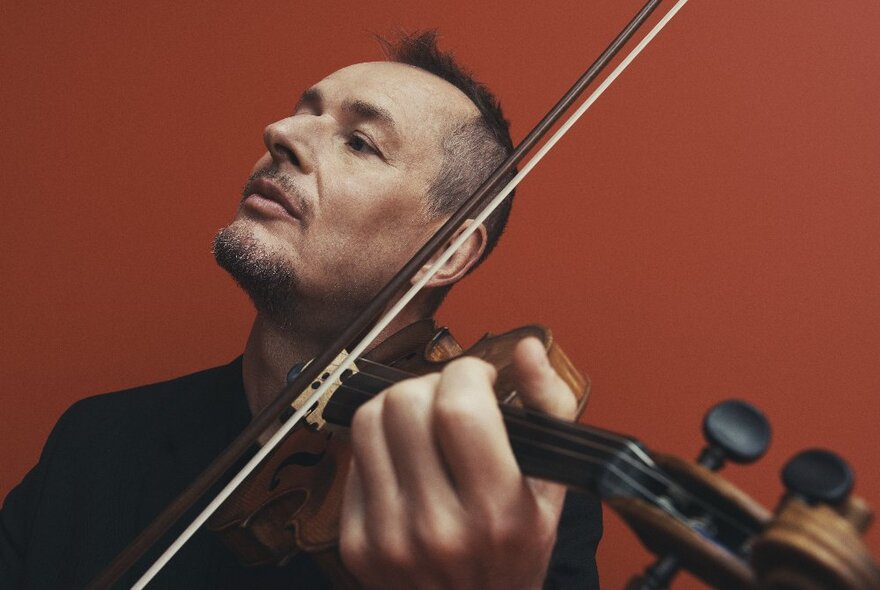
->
[[621, 405, 880, 590], [751, 450, 880, 590]]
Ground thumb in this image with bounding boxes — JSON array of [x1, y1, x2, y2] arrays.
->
[[511, 337, 578, 421], [511, 337, 576, 506]]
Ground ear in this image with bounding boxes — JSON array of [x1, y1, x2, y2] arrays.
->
[[411, 220, 487, 289]]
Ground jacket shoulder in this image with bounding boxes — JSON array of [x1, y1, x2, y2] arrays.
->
[[62, 358, 243, 429], [47, 358, 245, 466]]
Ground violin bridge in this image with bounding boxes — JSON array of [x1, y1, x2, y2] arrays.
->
[[288, 350, 359, 431]]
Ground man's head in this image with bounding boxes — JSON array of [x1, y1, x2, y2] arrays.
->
[[214, 32, 514, 334]]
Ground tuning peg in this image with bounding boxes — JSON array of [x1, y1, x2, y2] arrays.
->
[[697, 399, 771, 471], [781, 448, 854, 505], [629, 399, 772, 589]]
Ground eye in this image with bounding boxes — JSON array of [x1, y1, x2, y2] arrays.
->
[[346, 133, 380, 157]]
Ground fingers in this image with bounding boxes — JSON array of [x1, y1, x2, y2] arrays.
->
[[512, 337, 578, 420], [378, 373, 460, 508], [431, 357, 524, 503], [340, 341, 576, 589], [346, 393, 400, 521], [509, 337, 577, 507], [340, 374, 466, 588]]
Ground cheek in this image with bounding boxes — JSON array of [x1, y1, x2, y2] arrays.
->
[[322, 169, 430, 241], [312, 177, 435, 283]]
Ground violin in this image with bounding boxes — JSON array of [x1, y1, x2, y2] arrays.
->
[[87, 305, 880, 566], [94, 317, 879, 589], [205, 322, 880, 590]]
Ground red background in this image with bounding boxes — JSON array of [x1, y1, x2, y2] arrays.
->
[[2, 1, 878, 587]]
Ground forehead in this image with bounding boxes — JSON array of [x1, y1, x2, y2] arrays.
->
[[315, 61, 479, 151]]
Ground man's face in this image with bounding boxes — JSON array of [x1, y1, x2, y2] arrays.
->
[[214, 61, 478, 327]]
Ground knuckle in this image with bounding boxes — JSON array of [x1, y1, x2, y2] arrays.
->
[[373, 528, 413, 571], [483, 512, 523, 549], [445, 356, 496, 379], [476, 496, 545, 551], [412, 512, 466, 564], [434, 395, 483, 431], [339, 525, 369, 576], [381, 381, 428, 419]]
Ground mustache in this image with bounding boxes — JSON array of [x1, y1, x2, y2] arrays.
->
[[242, 167, 311, 219]]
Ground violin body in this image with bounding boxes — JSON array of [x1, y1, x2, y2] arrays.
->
[[206, 322, 590, 568]]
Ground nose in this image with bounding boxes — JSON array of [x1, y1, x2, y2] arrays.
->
[[263, 117, 313, 173]]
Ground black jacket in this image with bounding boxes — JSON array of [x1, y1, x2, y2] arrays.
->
[[1, 359, 602, 589]]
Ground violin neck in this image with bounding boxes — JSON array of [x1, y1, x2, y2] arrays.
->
[[501, 404, 649, 493], [323, 366, 654, 497]]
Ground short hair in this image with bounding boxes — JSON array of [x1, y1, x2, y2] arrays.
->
[[378, 31, 516, 308]]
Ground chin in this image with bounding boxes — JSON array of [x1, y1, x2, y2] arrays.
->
[[212, 221, 299, 325]]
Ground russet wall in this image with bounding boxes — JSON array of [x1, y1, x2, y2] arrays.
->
[[2, 2, 878, 587]]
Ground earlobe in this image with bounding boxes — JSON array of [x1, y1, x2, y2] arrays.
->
[[411, 220, 487, 289]]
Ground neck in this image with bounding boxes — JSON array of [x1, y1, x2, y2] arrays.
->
[[242, 299, 433, 417]]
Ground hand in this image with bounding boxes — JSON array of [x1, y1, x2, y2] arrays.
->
[[339, 337, 578, 589]]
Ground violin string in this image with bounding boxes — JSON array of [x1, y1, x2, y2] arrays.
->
[[331, 361, 759, 540], [132, 3, 692, 587], [328, 377, 758, 541], [505, 432, 688, 520], [499, 406, 759, 539], [342, 393, 755, 542], [337, 360, 664, 476]]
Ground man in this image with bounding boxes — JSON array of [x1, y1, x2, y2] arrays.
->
[[1, 33, 601, 588]]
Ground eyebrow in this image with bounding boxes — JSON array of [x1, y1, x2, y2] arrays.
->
[[295, 87, 399, 139], [295, 87, 322, 112], [345, 99, 396, 133]]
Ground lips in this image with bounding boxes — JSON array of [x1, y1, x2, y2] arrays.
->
[[246, 177, 303, 220]]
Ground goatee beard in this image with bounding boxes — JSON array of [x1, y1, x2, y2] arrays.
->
[[212, 223, 299, 329]]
